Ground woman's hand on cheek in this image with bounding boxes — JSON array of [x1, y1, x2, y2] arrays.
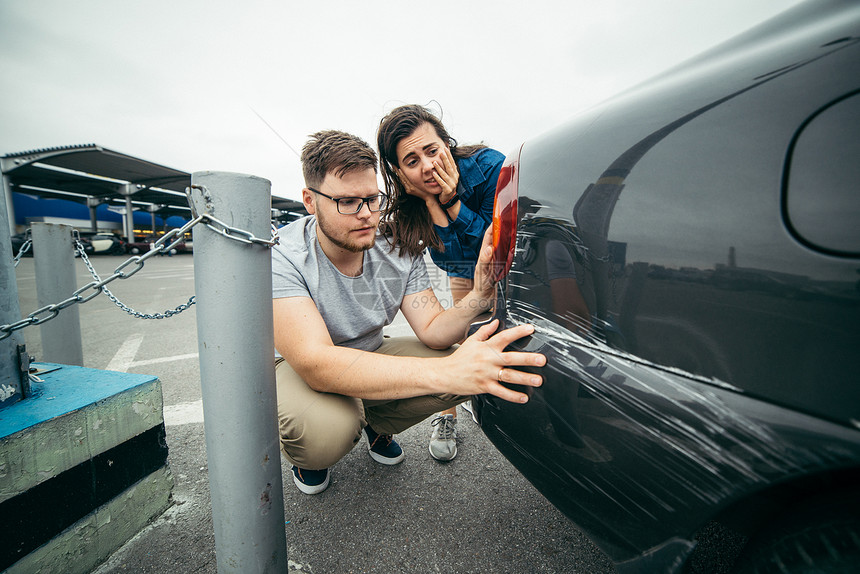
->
[[434, 147, 460, 204], [397, 168, 434, 203], [398, 165, 453, 226]]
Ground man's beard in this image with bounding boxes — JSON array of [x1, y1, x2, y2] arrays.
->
[[316, 210, 376, 253]]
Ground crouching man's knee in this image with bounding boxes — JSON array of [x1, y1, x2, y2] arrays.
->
[[278, 393, 364, 470]]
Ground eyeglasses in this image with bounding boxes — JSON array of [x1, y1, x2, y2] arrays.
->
[[308, 187, 388, 215]]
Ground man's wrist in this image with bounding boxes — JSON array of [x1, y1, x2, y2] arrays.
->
[[461, 288, 493, 314]]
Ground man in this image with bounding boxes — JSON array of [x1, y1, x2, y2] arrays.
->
[[272, 130, 545, 494]]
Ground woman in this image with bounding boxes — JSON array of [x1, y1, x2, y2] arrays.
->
[[377, 104, 505, 461]]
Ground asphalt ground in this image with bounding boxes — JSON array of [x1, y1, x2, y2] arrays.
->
[[11, 252, 743, 573]]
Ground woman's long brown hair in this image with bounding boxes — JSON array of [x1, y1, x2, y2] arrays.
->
[[377, 104, 485, 257]]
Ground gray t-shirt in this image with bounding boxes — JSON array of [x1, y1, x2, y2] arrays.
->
[[272, 216, 431, 351]]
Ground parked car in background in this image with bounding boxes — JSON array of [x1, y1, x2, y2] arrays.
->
[[77, 232, 126, 255], [11, 230, 96, 257], [10, 233, 31, 258], [127, 233, 192, 256], [476, 1, 860, 573]]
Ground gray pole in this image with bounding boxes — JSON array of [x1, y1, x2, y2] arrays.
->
[[31, 223, 84, 366], [87, 197, 102, 232], [124, 195, 135, 243], [0, 186, 26, 406], [189, 171, 287, 574], [2, 174, 15, 237]]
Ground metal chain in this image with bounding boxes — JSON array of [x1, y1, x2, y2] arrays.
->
[[74, 228, 198, 320], [13, 229, 32, 267], [201, 214, 280, 247], [1, 201, 279, 341], [186, 184, 280, 248]]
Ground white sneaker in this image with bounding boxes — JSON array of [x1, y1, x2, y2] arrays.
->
[[429, 414, 457, 461]]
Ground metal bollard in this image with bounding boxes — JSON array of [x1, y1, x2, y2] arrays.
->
[[1, 196, 26, 407], [189, 172, 287, 574], [31, 223, 84, 366]]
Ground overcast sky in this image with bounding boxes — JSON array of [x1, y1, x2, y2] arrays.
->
[[1, 0, 804, 201]]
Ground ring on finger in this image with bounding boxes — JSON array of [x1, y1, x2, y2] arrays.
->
[[498, 368, 504, 381]]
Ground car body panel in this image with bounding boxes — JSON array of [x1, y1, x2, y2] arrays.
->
[[478, 290, 860, 566], [473, 1, 860, 571], [508, 0, 860, 424]]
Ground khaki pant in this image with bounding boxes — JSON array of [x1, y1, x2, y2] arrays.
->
[[276, 336, 466, 469]]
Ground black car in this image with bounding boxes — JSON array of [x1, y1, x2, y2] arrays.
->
[[77, 232, 126, 255], [10, 233, 31, 258], [476, 2, 860, 573]]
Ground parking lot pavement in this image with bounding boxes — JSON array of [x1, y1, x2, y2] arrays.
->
[[12, 253, 729, 573]]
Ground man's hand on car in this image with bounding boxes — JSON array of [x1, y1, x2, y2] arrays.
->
[[440, 318, 545, 404]]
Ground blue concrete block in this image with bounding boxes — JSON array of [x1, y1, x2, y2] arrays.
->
[[1, 363, 165, 504], [0, 363, 158, 439], [0, 362, 171, 572]]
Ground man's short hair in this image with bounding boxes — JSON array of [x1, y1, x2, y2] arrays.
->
[[301, 130, 378, 190]]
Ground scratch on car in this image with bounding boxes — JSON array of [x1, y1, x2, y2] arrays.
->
[[509, 302, 852, 512]]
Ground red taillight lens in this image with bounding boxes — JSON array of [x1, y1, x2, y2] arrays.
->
[[491, 150, 520, 282]]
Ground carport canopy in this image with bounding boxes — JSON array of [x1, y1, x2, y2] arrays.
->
[[1, 143, 307, 239]]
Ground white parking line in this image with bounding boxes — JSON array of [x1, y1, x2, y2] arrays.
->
[[131, 353, 199, 367], [106, 334, 144, 372], [140, 273, 195, 280], [163, 399, 204, 426]]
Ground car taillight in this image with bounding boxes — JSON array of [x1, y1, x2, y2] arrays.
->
[[491, 150, 520, 282]]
